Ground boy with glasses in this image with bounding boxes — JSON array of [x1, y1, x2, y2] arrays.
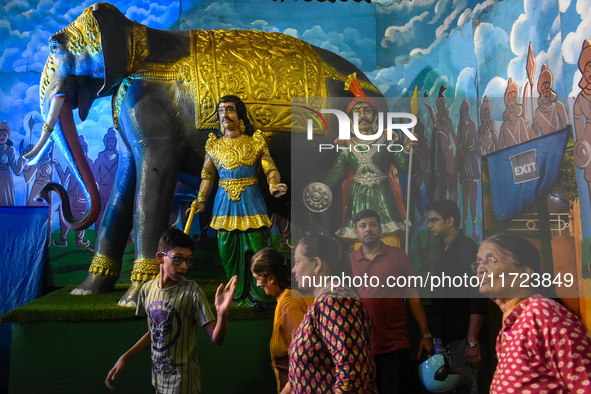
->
[[105, 227, 236, 393]]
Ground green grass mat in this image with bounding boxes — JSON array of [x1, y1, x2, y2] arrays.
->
[[1, 282, 274, 324]]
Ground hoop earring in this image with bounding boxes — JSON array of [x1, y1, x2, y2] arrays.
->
[[240, 119, 245, 133], [372, 120, 378, 132]]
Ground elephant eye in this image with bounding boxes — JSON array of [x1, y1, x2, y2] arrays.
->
[[49, 39, 59, 54]]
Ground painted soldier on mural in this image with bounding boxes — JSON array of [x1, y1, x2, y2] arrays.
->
[[498, 78, 536, 150], [411, 116, 434, 227], [93, 128, 119, 233], [574, 40, 591, 203], [533, 65, 569, 136], [479, 96, 498, 155], [425, 85, 459, 203], [0, 121, 27, 206], [457, 99, 481, 241], [23, 146, 54, 206]]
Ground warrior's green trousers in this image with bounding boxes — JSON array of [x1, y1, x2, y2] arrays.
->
[[217, 228, 275, 304]]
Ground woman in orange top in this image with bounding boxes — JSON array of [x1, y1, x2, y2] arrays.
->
[[251, 248, 311, 394]]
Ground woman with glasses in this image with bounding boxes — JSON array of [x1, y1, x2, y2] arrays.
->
[[474, 233, 591, 393]]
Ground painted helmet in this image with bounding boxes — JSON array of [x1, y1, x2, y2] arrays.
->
[[418, 354, 461, 393]]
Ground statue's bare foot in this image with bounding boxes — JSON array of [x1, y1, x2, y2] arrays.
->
[[117, 281, 144, 308], [70, 273, 117, 295]]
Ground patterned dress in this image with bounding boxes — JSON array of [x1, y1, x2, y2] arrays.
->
[[288, 287, 377, 393], [491, 295, 591, 393], [136, 278, 215, 394]]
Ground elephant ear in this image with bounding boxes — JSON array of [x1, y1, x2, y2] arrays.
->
[[92, 3, 133, 96]]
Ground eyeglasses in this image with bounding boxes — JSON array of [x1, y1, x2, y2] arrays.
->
[[163, 253, 193, 266], [427, 217, 444, 224], [471, 256, 499, 273]]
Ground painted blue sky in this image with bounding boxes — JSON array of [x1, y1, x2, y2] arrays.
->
[[1, 0, 590, 211], [1, 0, 588, 99]]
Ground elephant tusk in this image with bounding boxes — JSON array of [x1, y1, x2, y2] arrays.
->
[[23, 126, 52, 159], [24, 94, 65, 159]]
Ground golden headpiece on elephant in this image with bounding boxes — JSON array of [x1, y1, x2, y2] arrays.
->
[[578, 40, 591, 90], [538, 65, 557, 99], [62, 6, 101, 57], [345, 73, 377, 114]]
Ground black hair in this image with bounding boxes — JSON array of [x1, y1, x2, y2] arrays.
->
[[158, 227, 195, 253], [354, 209, 381, 227], [251, 248, 291, 291], [295, 234, 352, 278], [217, 95, 255, 136], [426, 199, 461, 229], [483, 233, 541, 273]]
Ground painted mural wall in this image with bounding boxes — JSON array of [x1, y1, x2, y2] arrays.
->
[[0, 0, 590, 302]]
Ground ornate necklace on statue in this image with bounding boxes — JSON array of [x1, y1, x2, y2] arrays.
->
[[208, 133, 259, 170]]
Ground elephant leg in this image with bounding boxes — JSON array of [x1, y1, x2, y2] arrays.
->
[[71, 150, 136, 295], [118, 141, 181, 307]]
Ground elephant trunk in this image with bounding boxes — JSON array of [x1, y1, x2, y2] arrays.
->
[[37, 98, 101, 230]]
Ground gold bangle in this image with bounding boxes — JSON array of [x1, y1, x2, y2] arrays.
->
[[197, 191, 207, 203], [43, 123, 54, 133]]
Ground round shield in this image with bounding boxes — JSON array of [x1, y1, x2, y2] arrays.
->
[[303, 182, 333, 213], [574, 139, 591, 169]]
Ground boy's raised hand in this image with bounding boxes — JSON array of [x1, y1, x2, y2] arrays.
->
[[215, 275, 237, 315]]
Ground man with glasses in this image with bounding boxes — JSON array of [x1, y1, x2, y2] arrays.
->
[[106, 227, 237, 393], [426, 199, 487, 394]]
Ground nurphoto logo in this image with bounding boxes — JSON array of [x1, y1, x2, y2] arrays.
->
[[304, 108, 417, 153]]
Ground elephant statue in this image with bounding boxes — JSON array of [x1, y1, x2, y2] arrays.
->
[[27, 3, 383, 307]]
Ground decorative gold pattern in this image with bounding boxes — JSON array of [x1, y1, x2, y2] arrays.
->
[[211, 214, 272, 232], [112, 77, 134, 129], [206, 131, 271, 171], [54, 8, 382, 136], [42, 123, 54, 133], [260, 157, 277, 175], [201, 167, 213, 180], [62, 7, 101, 57], [218, 177, 258, 201], [197, 190, 207, 203], [131, 60, 193, 83], [101, 23, 380, 135], [39, 54, 56, 116], [189, 30, 330, 133], [128, 24, 149, 73], [88, 255, 122, 279], [130, 259, 160, 282]]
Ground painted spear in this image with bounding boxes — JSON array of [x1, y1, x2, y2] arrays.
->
[[526, 42, 536, 123], [405, 86, 419, 254]]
